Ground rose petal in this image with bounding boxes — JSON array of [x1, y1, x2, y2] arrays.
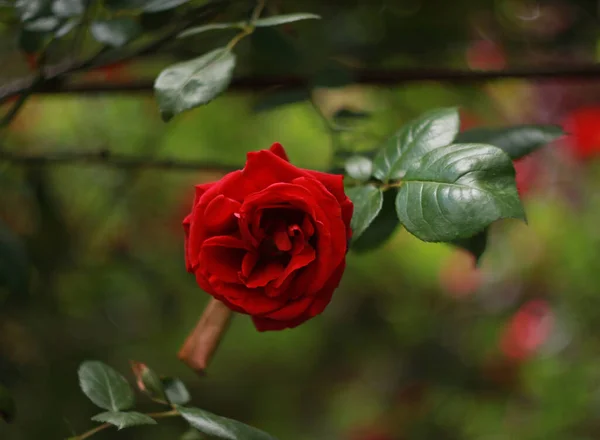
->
[[269, 142, 290, 162], [204, 194, 241, 233], [199, 235, 248, 284], [246, 261, 285, 288], [241, 251, 259, 278], [273, 244, 315, 288]]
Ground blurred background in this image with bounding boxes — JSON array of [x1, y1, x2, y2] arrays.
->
[[3, 0, 600, 439]]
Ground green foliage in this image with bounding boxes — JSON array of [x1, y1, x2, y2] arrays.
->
[[252, 13, 320, 28], [178, 406, 277, 440], [351, 188, 400, 253], [91, 411, 157, 429], [51, 0, 83, 17], [154, 48, 236, 122], [373, 108, 460, 182], [177, 22, 242, 39], [346, 185, 383, 241], [163, 377, 191, 405], [0, 383, 15, 423], [455, 125, 564, 160], [78, 361, 135, 412], [344, 156, 373, 181], [395, 143, 525, 242], [90, 18, 142, 47], [0, 219, 29, 299]]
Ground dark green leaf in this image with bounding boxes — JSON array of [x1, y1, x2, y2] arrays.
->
[[252, 89, 310, 112], [253, 13, 320, 27], [455, 125, 564, 160], [352, 188, 400, 253], [143, 0, 188, 12], [163, 377, 190, 405], [90, 18, 141, 47], [154, 48, 236, 122], [395, 143, 526, 242], [24, 16, 59, 31], [130, 361, 167, 403], [373, 108, 460, 182], [15, 0, 51, 21], [346, 185, 383, 241], [91, 411, 156, 430], [177, 22, 240, 38], [0, 219, 29, 298], [450, 229, 488, 264], [0, 383, 15, 423], [51, 0, 83, 17], [178, 406, 277, 440], [78, 361, 135, 411], [345, 156, 373, 181], [18, 27, 48, 53], [55, 17, 79, 37]]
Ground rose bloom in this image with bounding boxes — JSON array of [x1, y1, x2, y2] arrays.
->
[[563, 107, 600, 160], [183, 143, 353, 331]]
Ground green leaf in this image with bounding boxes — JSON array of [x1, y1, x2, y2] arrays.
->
[[55, 17, 79, 37], [91, 411, 156, 430], [130, 361, 167, 403], [24, 16, 59, 31], [90, 18, 141, 47], [178, 406, 277, 440], [454, 125, 564, 160], [177, 22, 240, 38], [451, 229, 488, 264], [154, 47, 236, 122], [143, 0, 188, 12], [78, 361, 135, 411], [352, 188, 400, 253], [0, 219, 29, 298], [15, 0, 51, 21], [51, 0, 84, 17], [0, 383, 15, 423], [346, 185, 383, 241], [373, 108, 460, 182], [253, 13, 320, 27], [395, 143, 526, 242], [345, 156, 373, 181], [163, 377, 190, 405]]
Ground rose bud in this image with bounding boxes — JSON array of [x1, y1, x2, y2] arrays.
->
[[183, 143, 353, 331]]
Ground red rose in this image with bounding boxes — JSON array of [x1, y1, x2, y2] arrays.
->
[[183, 143, 353, 331], [563, 107, 600, 160]]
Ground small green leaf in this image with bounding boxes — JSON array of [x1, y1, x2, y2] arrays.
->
[[345, 156, 373, 181], [143, 0, 188, 12], [0, 383, 15, 423], [15, 0, 51, 21], [24, 16, 59, 31], [90, 18, 141, 47], [455, 125, 564, 160], [178, 406, 277, 440], [78, 361, 135, 411], [373, 108, 460, 182], [130, 361, 167, 403], [177, 22, 241, 38], [395, 143, 525, 242], [163, 377, 190, 405], [352, 188, 400, 253], [451, 229, 488, 264], [154, 47, 236, 122], [346, 185, 383, 241], [253, 13, 320, 27], [52, 0, 84, 17], [91, 411, 157, 430], [55, 17, 79, 37]]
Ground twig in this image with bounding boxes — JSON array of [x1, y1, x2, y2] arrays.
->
[[4, 64, 600, 101], [0, 149, 240, 172]]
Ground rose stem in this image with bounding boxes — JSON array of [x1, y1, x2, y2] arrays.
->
[[178, 298, 233, 375]]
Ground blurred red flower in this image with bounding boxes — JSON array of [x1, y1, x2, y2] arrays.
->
[[563, 107, 600, 160]]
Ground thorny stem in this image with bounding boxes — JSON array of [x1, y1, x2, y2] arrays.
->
[[73, 410, 179, 440]]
